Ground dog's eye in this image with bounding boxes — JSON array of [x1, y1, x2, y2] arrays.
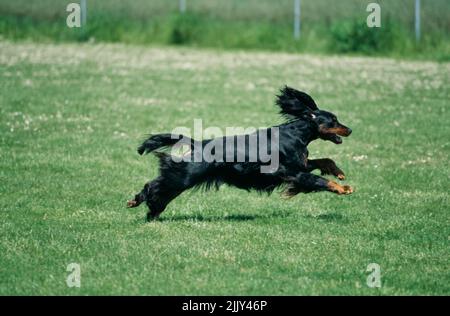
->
[[311, 114, 316, 119]]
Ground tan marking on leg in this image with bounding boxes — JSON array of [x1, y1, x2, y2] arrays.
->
[[127, 200, 137, 208], [327, 181, 353, 195]]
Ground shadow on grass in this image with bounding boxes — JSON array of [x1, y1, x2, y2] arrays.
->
[[302, 212, 349, 223], [141, 211, 349, 223], [154, 211, 292, 222]]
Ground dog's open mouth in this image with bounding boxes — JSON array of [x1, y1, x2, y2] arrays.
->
[[319, 126, 351, 144], [324, 133, 343, 144], [330, 134, 343, 144]]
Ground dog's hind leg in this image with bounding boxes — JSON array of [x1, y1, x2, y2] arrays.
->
[[144, 176, 187, 221], [127, 177, 184, 219], [127, 181, 153, 208], [129, 152, 202, 221], [283, 172, 353, 197]]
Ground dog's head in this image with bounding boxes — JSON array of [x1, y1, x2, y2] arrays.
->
[[313, 110, 352, 144], [276, 86, 352, 144]]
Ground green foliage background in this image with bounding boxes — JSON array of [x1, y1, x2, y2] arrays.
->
[[0, 0, 449, 60]]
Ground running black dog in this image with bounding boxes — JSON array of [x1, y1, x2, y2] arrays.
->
[[128, 86, 353, 221]]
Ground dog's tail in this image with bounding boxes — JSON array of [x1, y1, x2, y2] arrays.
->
[[137, 133, 194, 155]]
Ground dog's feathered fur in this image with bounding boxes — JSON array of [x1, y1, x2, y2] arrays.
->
[[128, 86, 353, 221]]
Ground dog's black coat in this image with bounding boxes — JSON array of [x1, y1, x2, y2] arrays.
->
[[128, 86, 353, 221]]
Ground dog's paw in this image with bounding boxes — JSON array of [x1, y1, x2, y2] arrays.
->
[[328, 181, 353, 195], [341, 185, 353, 194], [337, 173, 346, 180], [127, 200, 138, 208]]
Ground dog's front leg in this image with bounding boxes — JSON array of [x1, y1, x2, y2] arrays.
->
[[306, 158, 345, 180], [283, 172, 353, 197]]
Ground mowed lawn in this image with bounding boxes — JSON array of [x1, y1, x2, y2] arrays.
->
[[0, 42, 449, 295]]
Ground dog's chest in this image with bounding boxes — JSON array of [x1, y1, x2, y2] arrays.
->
[[291, 149, 308, 170]]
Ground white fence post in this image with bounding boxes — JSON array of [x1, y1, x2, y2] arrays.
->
[[415, 0, 421, 42], [294, 0, 301, 39], [179, 0, 186, 13], [81, 0, 87, 26]]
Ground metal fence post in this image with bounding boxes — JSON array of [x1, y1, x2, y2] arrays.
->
[[179, 0, 186, 13], [415, 0, 421, 42], [294, 0, 301, 39], [81, 0, 87, 26]]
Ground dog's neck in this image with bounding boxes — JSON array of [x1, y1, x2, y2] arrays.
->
[[288, 118, 319, 145], [304, 121, 320, 145]]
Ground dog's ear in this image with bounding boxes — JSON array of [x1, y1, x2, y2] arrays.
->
[[276, 86, 318, 119]]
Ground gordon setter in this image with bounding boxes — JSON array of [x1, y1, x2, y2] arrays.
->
[[128, 86, 353, 221]]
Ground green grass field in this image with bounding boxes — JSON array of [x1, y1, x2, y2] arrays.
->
[[0, 41, 449, 295]]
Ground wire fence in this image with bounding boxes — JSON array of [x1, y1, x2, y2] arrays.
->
[[73, 0, 431, 42], [1, 0, 449, 44], [175, 0, 425, 41]]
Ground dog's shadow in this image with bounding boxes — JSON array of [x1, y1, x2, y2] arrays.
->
[[141, 211, 348, 223], [302, 212, 349, 223], [155, 212, 289, 222]]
